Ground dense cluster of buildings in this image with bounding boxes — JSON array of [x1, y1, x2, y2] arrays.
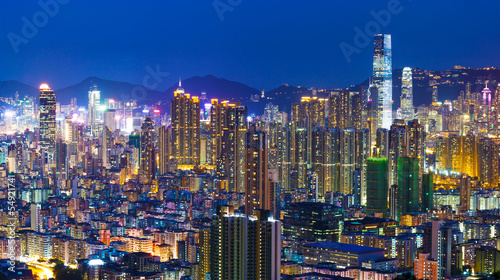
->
[[0, 34, 500, 280]]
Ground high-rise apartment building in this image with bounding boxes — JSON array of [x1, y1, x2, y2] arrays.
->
[[171, 83, 200, 166], [140, 116, 156, 184]]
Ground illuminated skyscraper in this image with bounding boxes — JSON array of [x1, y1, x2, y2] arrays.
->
[[478, 138, 499, 188], [218, 104, 247, 192], [30, 203, 41, 232], [39, 83, 57, 167], [158, 125, 170, 175], [208, 99, 228, 166], [397, 157, 419, 220], [209, 206, 281, 280], [373, 34, 393, 129], [459, 174, 471, 212], [366, 158, 388, 216], [340, 128, 356, 195], [171, 82, 201, 166], [401, 67, 414, 122], [421, 173, 434, 212], [245, 124, 272, 215], [140, 116, 156, 184], [88, 85, 101, 136], [328, 90, 351, 129]]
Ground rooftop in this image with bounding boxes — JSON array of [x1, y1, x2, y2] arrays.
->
[[304, 242, 384, 254]]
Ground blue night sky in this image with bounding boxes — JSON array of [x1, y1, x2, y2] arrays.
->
[[1, 0, 500, 91]]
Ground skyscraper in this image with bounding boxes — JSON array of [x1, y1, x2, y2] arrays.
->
[[31, 203, 41, 232], [39, 83, 57, 152], [397, 157, 419, 220], [140, 116, 156, 185], [171, 82, 201, 166], [401, 67, 414, 122], [366, 158, 388, 216], [245, 124, 272, 215], [88, 85, 101, 136], [209, 206, 281, 280], [158, 125, 170, 175], [218, 104, 248, 192], [373, 34, 393, 129]]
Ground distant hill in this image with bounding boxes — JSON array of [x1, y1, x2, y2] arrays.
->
[[55, 76, 163, 105], [0, 80, 38, 98], [1, 67, 500, 115], [164, 75, 261, 103]]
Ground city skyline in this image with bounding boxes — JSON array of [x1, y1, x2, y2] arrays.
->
[[3, 2, 500, 280], [2, 1, 500, 91]]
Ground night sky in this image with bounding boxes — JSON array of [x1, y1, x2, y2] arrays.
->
[[2, 0, 500, 91]]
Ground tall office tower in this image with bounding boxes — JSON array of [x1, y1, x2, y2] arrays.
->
[[421, 173, 433, 212], [373, 34, 393, 129], [389, 120, 408, 187], [171, 83, 201, 166], [366, 158, 388, 216], [374, 128, 389, 158], [88, 84, 101, 137], [248, 210, 281, 280], [245, 124, 273, 215], [209, 206, 247, 280], [356, 129, 371, 205], [208, 99, 228, 165], [158, 125, 170, 176], [340, 128, 356, 195], [328, 89, 351, 129], [432, 85, 438, 103], [396, 157, 419, 220], [219, 104, 248, 193], [103, 109, 116, 132], [459, 174, 471, 212], [478, 138, 499, 188], [39, 83, 57, 153], [140, 116, 156, 184], [30, 203, 41, 232], [401, 67, 414, 122]]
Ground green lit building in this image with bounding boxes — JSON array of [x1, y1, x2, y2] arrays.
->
[[421, 173, 434, 212], [397, 157, 419, 220], [366, 158, 388, 216]]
